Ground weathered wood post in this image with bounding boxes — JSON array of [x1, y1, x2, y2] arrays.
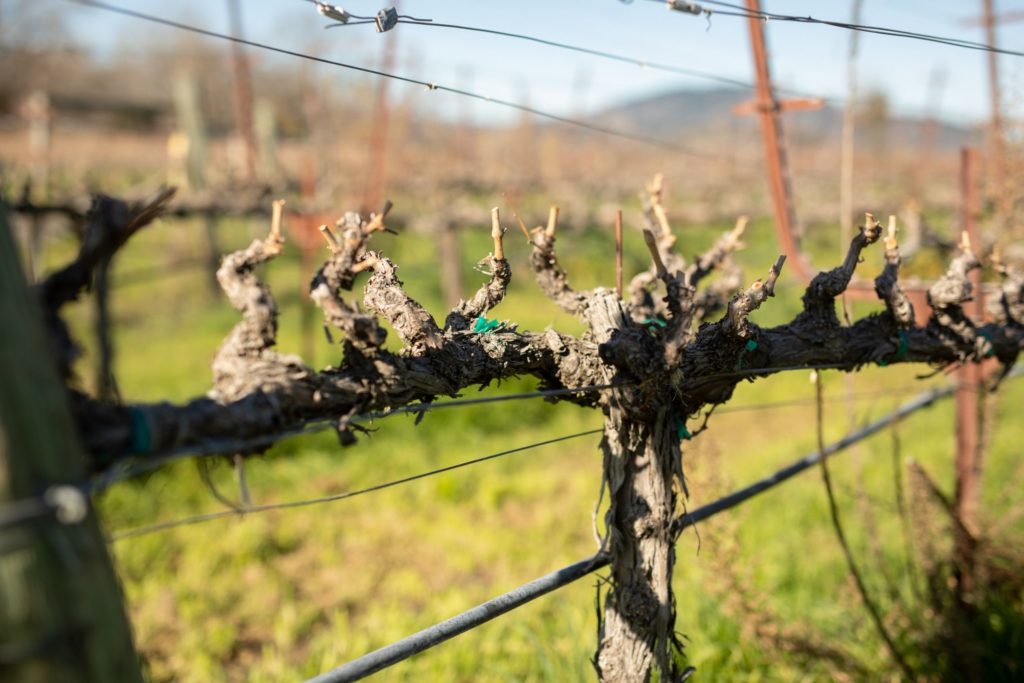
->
[[0, 207, 142, 682], [171, 72, 209, 192], [254, 98, 279, 181], [172, 70, 221, 297]]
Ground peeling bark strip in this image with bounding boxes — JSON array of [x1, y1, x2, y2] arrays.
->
[[38, 178, 1024, 682]]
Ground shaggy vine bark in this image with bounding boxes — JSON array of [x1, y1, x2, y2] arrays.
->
[[38, 183, 1024, 682]]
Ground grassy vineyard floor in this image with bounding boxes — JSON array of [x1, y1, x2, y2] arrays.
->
[[36, 209, 1024, 681]]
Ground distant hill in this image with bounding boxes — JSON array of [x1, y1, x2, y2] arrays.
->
[[591, 86, 973, 150]]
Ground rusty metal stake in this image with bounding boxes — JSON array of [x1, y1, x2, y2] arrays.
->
[[981, 0, 1005, 208], [735, 0, 822, 283], [227, 0, 258, 180], [954, 147, 984, 598], [962, 2, 1024, 226]]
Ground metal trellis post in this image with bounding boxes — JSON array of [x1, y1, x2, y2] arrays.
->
[[953, 147, 985, 597], [734, 0, 822, 283]]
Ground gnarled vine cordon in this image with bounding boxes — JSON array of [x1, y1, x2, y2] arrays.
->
[[55, 191, 1022, 466], [40, 179, 1023, 683]]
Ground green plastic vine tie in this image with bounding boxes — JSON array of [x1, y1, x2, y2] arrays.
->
[[676, 416, 692, 441], [128, 407, 152, 455], [642, 317, 668, 329], [735, 338, 759, 371], [978, 329, 995, 358], [877, 329, 909, 367], [473, 315, 501, 334]]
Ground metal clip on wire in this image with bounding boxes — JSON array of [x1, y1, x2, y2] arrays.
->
[[45, 486, 89, 524], [0, 486, 89, 532], [667, 0, 703, 14], [375, 7, 399, 32], [315, 1, 351, 23]]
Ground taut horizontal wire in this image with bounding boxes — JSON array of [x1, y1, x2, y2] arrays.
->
[[648, 0, 1024, 59], [366, 382, 625, 418], [64, 0, 706, 155], [0, 497, 52, 533], [305, 5, 829, 101], [673, 383, 960, 533], [715, 385, 932, 414], [393, 20, 771, 94], [91, 382, 630, 488], [305, 380, 969, 682], [95, 362, 932, 488], [107, 428, 603, 542]]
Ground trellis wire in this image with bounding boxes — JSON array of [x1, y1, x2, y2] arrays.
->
[[305, 552, 610, 683], [101, 377, 942, 536], [95, 361, 946, 489], [304, 380, 964, 682], [18, 1, 1023, 677], [646, 0, 1024, 59], [0, 497, 51, 533], [64, 0, 706, 155], [95, 360, 924, 489], [401, 20, 764, 89], [714, 384, 932, 413], [92, 382, 630, 489], [0, 486, 90, 532], [107, 428, 603, 542], [367, 382, 624, 418], [301, 0, 787, 93]]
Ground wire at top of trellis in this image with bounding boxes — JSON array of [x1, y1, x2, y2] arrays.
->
[[63, 0, 708, 156], [304, 0, 807, 97], [642, 0, 1024, 59]]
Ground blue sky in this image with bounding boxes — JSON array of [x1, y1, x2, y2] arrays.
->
[[56, 0, 1024, 126]]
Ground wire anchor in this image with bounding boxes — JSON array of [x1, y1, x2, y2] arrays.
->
[[667, 0, 703, 14], [0, 486, 89, 532], [313, 1, 352, 23], [375, 7, 398, 32]]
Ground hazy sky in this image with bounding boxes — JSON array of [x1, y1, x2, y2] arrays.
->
[[54, 0, 1024, 126]]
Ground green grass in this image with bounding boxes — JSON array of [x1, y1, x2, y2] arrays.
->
[[36, 204, 1024, 681]]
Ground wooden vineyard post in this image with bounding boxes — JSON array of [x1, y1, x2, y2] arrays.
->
[[953, 148, 985, 599], [980, 0, 1006, 218], [735, 0, 822, 283], [0, 208, 143, 682], [172, 71, 220, 297], [226, 0, 258, 180], [961, 2, 1024, 232]]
